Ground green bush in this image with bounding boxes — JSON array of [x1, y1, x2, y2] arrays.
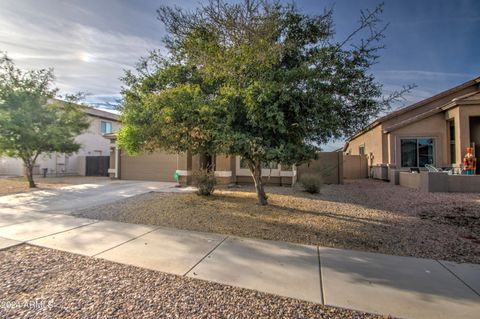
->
[[300, 174, 322, 194], [194, 169, 216, 196]]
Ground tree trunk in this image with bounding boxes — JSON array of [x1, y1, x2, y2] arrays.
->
[[250, 161, 268, 205], [25, 164, 36, 188]]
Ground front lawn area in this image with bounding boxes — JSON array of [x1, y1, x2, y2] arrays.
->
[[75, 179, 480, 264], [0, 176, 110, 196], [0, 177, 70, 196]]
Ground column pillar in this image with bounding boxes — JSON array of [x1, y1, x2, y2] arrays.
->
[[214, 155, 234, 185], [280, 164, 297, 186], [176, 152, 193, 186]]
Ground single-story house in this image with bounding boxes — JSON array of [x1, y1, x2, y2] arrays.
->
[[104, 135, 297, 186], [344, 76, 480, 179], [0, 104, 121, 177]]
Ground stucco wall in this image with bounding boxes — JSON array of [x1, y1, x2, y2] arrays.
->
[[0, 114, 121, 176], [343, 155, 368, 179], [345, 124, 384, 165], [399, 172, 421, 189], [76, 117, 122, 156], [399, 171, 480, 193], [297, 152, 343, 184], [0, 157, 23, 176], [389, 113, 448, 168]]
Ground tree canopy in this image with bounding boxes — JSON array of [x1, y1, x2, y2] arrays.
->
[[0, 54, 89, 187], [119, 0, 412, 204]]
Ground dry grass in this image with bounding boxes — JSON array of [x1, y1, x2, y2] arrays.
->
[[75, 179, 480, 263], [0, 176, 110, 196], [0, 178, 68, 196]]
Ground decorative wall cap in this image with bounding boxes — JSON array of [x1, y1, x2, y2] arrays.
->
[[176, 170, 192, 176], [280, 170, 297, 177], [214, 171, 232, 177]]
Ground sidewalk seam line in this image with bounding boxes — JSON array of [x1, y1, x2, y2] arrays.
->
[[436, 260, 480, 297], [25, 220, 100, 243], [91, 226, 162, 258], [183, 235, 230, 277], [317, 246, 325, 305]]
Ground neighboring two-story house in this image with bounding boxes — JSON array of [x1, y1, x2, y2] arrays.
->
[[0, 105, 121, 177]]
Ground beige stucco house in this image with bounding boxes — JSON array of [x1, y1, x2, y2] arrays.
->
[[105, 137, 297, 186], [344, 76, 480, 178], [0, 106, 121, 177]]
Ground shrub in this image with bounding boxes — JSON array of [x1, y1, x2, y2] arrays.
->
[[194, 168, 216, 196], [299, 174, 322, 194]]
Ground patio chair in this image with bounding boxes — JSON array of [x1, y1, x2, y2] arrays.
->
[[424, 164, 453, 175], [424, 164, 439, 172]]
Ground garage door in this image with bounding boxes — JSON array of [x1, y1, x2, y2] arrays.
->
[[120, 151, 178, 181]]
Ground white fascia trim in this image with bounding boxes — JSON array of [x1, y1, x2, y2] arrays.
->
[[214, 171, 232, 177], [176, 170, 192, 176], [114, 144, 119, 178], [280, 170, 297, 177]]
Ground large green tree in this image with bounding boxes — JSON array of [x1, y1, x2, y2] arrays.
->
[[119, 0, 411, 205], [0, 54, 89, 188]]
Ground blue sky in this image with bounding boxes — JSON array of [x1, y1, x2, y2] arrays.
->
[[0, 0, 478, 149]]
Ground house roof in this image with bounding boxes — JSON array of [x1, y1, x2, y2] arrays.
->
[[344, 75, 480, 145], [82, 107, 120, 122], [51, 98, 120, 121], [384, 89, 480, 133]]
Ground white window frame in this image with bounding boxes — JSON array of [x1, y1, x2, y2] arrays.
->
[[358, 144, 365, 156], [101, 121, 112, 134]]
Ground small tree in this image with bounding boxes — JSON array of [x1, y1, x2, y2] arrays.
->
[[0, 54, 89, 188], [119, 0, 412, 205]]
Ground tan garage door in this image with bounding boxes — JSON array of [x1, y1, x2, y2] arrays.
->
[[120, 151, 178, 181]]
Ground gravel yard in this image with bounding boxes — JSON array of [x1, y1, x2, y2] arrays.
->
[[0, 245, 386, 319], [75, 179, 480, 264]]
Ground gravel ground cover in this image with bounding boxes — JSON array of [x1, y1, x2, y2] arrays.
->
[[0, 245, 388, 319], [74, 179, 480, 263]]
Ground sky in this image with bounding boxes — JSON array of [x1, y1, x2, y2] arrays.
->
[[0, 0, 479, 149]]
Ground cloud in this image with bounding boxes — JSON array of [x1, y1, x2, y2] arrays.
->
[[0, 1, 163, 105], [375, 70, 476, 82]]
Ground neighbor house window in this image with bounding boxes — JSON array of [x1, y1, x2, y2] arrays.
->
[[101, 121, 112, 134], [359, 144, 365, 156], [400, 138, 435, 167]]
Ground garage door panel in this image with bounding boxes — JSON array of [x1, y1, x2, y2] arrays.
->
[[121, 151, 178, 181]]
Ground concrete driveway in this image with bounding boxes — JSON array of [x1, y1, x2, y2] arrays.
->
[[0, 179, 190, 214]]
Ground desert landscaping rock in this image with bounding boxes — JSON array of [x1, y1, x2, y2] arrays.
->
[[0, 245, 387, 319], [74, 179, 480, 264]]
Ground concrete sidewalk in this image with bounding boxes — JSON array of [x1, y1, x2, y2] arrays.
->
[[0, 210, 479, 319]]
